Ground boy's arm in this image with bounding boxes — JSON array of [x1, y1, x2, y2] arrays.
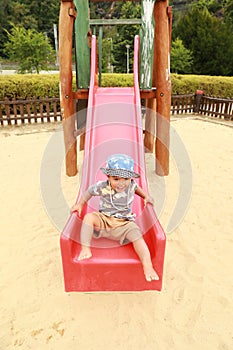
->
[[71, 190, 92, 215], [135, 186, 154, 205]]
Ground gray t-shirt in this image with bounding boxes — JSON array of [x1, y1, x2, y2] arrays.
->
[[88, 180, 138, 220]]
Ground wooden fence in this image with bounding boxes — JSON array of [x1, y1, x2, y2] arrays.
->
[[171, 94, 233, 120], [0, 94, 232, 127], [0, 97, 61, 126], [171, 94, 195, 115], [199, 95, 233, 120]]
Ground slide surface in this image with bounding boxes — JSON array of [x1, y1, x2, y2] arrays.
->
[[60, 36, 166, 292]]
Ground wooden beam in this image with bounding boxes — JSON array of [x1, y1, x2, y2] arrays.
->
[[89, 19, 141, 25], [140, 0, 155, 89], [144, 98, 156, 153], [74, 0, 91, 89], [98, 26, 103, 86], [141, 0, 156, 153], [73, 89, 156, 100], [59, 0, 77, 176], [154, 0, 171, 176], [140, 89, 156, 99], [89, 0, 141, 2], [73, 90, 89, 100]]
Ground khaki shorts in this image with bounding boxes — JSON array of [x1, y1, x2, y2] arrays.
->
[[91, 212, 142, 245]]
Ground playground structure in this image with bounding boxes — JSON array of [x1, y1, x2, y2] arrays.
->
[[59, 0, 172, 177], [59, 0, 171, 292]]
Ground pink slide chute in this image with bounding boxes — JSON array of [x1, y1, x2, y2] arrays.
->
[[60, 35, 166, 292]]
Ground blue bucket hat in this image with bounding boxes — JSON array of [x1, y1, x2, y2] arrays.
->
[[101, 154, 140, 178]]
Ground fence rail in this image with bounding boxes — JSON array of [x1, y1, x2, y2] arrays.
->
[[0, 97, 61, 126], [171, 94, 233, 120], [199, 95, 233, 120], [0, 94, 232, 127], [171, 94, 195, 115]]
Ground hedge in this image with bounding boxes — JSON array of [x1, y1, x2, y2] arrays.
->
[[171, 74, 233, 98], [0, 74, 60, 100], [0, 73, 232, 99]]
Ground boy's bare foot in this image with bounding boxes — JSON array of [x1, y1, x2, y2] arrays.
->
[[143, 263, 159, 282], [76, 246, 92, 261]]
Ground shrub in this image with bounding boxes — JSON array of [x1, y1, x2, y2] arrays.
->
[[101, 73, 133, 87], [172, 74, 233, 98], [0, 74, 60, 99], [0, 73, 232, 100]]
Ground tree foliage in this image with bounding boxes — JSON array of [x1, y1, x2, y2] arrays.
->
[[0, 0, 233, 76], [224, 0, 233, 25], [0, 0, 59, 57], [173, 7, 233, 75], [0, 0, 13, 56], [171, 38, 193, 74], [5, 25, 55, 73], [113, 2, 141, 73]]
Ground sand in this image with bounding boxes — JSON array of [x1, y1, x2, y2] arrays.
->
[[0, 118, 232, 349]]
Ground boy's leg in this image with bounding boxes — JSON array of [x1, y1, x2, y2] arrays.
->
[[77, 213, 100, 260], [122, 222, 159, 282], [132, 237, 159, 282]]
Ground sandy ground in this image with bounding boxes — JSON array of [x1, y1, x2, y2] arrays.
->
[[0, 118, 232, 349]]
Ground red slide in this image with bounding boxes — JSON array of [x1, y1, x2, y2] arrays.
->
[[60, 35, 166, 292]]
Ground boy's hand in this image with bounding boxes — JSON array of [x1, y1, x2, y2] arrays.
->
[[71, 203, 83, 216], [70, 191, 91, 216]]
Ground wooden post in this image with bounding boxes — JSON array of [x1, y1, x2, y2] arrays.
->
[[74, 0, 90, 89], [98, 26, 103, 86], [140, 0, 155, 89], [154, 0, 171, 176], [141, 0, 156, 153], [59, 0, 77, 176], [144, 98, 156, 153]]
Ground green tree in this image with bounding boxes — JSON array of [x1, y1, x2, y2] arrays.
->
[[12, 0, 60, 41], [9, 1, 37, 30], [173, 7, 233, 75], [113, 2, 141, 73], [5, 25, 55, 73], [224, 0, 233, 25], [0, 0, 60, 58], [191, 0, 223, 14], [171, 38, 193, 73], [0, 0, 13, 57], [102, 38, 114, 73]]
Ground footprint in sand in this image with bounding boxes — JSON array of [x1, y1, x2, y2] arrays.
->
[[173, 287, 187, 304]]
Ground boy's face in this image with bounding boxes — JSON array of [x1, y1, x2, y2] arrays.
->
[[108, 176, 131, 192]]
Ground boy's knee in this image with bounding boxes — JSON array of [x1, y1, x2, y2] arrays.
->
[[83, 213, 96, 225], [125, 224, 142, 243]]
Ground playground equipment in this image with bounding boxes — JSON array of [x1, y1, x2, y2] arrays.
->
[[59, 0, 172, 177], [59, 0, 171, 292]]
